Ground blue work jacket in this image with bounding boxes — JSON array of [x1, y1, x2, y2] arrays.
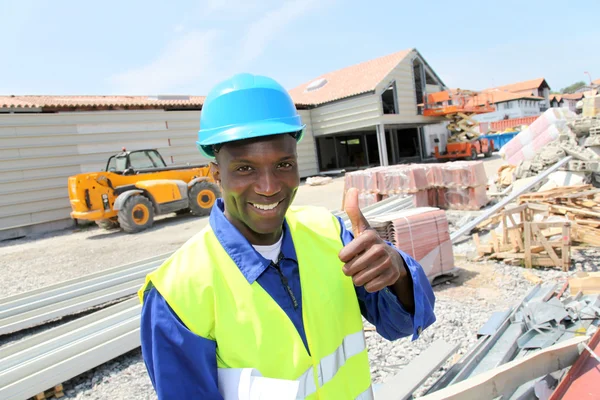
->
[[140, 199, 436, 399]]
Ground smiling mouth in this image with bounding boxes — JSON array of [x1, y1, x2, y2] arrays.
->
[[249, 200, 282, 211]]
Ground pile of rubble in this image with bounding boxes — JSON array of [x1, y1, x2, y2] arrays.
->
[[497, 113, 600, 191]]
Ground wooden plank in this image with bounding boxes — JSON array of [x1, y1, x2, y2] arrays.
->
[[569, 272, 600, 294], [550, 204, 600, 218], [418, 336, 589, 400], [562, 224, 571, 272], [524, 222, 532, 268], [531, 223, 561, 267], [510, 229, 524, 252], [376, 340, 459, 400]]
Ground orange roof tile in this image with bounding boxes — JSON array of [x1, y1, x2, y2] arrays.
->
[[592, 78, 600, 85], [472, 90, 543, 105], [483, 78, 548, 94], [288, 49, 413, 106], [561, 93, 584, 100], [0, 95, 205, 110]]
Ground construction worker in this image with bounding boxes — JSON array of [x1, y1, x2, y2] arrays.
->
[[138, 73, 436, 399]]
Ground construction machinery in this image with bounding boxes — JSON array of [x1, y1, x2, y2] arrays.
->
[[67, 148, 220, 233], [423, 89, 496, 161]]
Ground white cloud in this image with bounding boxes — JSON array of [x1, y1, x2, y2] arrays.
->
[[107, 30, 220, 94], [107, 1, 326, 94], [202, 0, 266, 15], [237, 0, 322, 66]]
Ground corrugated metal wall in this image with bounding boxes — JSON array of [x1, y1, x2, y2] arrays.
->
[[308, 94, 381, 136], [0, 109, 318, 238]]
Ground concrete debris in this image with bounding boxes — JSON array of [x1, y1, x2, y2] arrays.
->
[[500, 108, 576, 166], [305, 176, 333, 186], [567, 116, 599, 138], [538, 171, 590, 192], [502, 114, 600, 187]]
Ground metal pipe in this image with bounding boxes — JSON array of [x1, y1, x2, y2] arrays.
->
[[450, 156, 572, 242]]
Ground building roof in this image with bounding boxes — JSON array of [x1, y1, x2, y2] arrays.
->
[[287, 49, 413, 106], [483, 78, 549, 94], [549, 93, 585, 103], [593, 78, 600, 86], [0, 95, 205, 110], [472, 90, 543, 106]]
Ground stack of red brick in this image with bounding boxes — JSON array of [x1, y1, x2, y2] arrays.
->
[[344, 161, 489, 210], [424, 161, 489, 210], [370, 208, 455, 280]]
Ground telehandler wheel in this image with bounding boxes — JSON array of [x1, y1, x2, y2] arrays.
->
[[484, 147, 493, 158], [96, 218, 120, 230], [118, 195, 155, 233], [189, 181, 221, 217]]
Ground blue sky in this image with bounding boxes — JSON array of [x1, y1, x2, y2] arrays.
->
[[2, 0, 598, 95]]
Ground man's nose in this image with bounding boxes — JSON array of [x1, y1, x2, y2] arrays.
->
[[255, 169, 281, 197]]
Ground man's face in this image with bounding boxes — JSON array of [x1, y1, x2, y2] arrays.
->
[[214, 134, 300, 245]]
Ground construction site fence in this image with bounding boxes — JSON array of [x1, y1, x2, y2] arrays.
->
[[480, 116, 539, 134]]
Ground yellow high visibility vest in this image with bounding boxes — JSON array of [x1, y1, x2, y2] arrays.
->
[[139, 205, 373, 399]]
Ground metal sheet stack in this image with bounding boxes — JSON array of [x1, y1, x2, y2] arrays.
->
[[369, 207, 455, 281], [344, 161, 489, 211]]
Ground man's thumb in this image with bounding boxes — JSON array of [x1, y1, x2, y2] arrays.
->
[[344, 188, 369, 237]]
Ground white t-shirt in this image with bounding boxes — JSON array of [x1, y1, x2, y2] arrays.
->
[[252, 234, 283, 263]]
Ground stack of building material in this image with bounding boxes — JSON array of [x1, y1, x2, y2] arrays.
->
[[420, 161, 489, 210], [344, 161, 489, 211], [369, 207, 455, 281], [499, 108, 576, 165]]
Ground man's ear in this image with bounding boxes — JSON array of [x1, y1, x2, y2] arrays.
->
[[211, 161, 220, 185]]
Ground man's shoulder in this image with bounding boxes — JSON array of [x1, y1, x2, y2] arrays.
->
[[157, 225, 217, 273], [286, 205, 342, 233]]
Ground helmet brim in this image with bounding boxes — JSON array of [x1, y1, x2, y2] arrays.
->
[[197, 120, 305, 158]]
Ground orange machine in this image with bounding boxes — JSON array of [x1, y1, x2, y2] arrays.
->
[[423, 89, 496, 161]]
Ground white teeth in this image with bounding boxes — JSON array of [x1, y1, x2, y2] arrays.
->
[[252, 202, 279, 211]]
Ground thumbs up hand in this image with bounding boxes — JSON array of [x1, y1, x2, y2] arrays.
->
[[338, 188, 407, 293]]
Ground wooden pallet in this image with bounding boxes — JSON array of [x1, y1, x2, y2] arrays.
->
[[32, 384, 64, 400], [473, 204, 572, 271], [518, 184, 593, 203]]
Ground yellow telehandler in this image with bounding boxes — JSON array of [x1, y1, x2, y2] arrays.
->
[[67, 148, 220, 233]]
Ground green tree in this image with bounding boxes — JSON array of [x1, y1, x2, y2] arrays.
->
[[560, 81, 586, 94]]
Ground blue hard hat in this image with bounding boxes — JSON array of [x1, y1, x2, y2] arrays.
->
[[197, 73, 305, 158]]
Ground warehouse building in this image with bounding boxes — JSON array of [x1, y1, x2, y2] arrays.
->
[[0, 48, 447, 239]]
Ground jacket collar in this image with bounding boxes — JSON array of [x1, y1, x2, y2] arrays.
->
[[209, 198, 298, 284]]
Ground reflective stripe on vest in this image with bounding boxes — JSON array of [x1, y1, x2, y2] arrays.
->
[[296, 330, 367, 398], [356, 385, 375, 400]]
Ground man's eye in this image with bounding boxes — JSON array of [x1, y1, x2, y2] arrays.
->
[[278, 162, 293, 169], [236, 166, 253, 172]]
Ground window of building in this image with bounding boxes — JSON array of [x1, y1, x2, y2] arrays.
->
[[382, 82, 398, 114], [413, 60, 424, 115]]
